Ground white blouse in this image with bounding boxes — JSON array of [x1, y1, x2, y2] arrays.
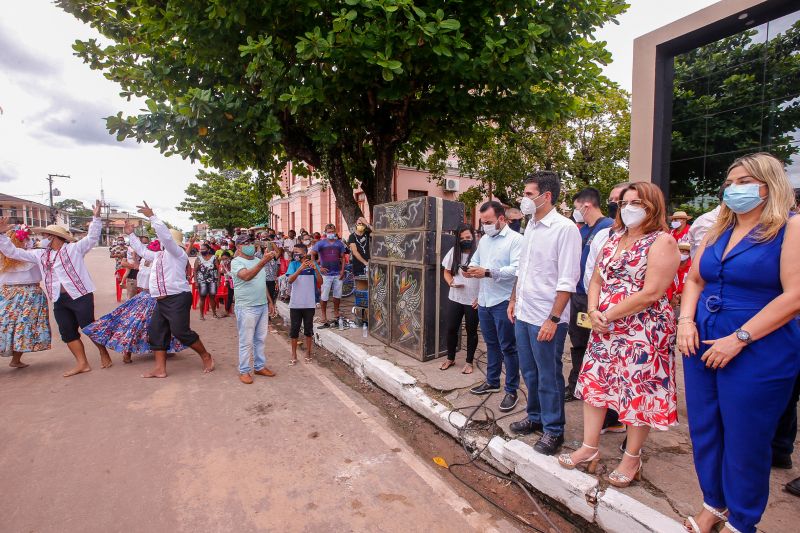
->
[[0, 262, 42, 285], [128, 217, 191, 297]]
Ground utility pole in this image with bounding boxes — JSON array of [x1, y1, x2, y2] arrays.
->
[[100, 178, 117, 246], [47, 173, 70, 224]]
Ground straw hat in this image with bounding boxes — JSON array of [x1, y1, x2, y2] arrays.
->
[[38, 224, 77, 243], [169, 228, 184, 245], [671, 211, 692, 220], [678, 242, 691, 252]]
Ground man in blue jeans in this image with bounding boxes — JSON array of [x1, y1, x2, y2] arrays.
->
[[231, 235, 278, 384], [508, 171, 581, 456], [465, 201, 523, 412]]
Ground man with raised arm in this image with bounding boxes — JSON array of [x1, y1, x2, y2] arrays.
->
[[0, 200, 113, 377], [126, 201, 214, 378]]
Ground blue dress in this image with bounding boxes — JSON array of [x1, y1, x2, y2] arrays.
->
[[684, 224, 800, 533]]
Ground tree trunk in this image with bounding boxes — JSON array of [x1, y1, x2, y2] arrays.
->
[[324, 148, 364, 231]]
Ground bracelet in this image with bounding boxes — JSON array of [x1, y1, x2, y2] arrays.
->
[[587, 308, 597, 314], [677, 317, 695, 324]]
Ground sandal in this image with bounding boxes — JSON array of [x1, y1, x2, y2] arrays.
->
[[304, 357, 313, 364], [288, 359, 297, 366], [684, 503, 729, 533], [558, 443, 600, 473], [440, 359, 455, 371], [462, 363, 473, 374], [608, 450, 643, 487]]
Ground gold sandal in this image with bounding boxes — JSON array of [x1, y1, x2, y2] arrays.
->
[[608, 450, 643, 487], [558, 443, 600, 473]]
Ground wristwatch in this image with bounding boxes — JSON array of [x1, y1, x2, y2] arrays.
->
[[549, 315, 560, 324], [484, 270, 491, 278], [734, 328, 753, 345]]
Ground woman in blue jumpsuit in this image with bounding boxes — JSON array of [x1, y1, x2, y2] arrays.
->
[[678, 152, 800, 533]]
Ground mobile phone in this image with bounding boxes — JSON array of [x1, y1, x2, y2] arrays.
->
[[459, 265, 469, 272], [577, 312, 592, 329]]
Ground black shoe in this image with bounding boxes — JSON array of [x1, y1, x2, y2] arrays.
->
[[787, 477, 800, 497], [534, 432, 565, 456], [509, 419, 543, 435], [773, 453, 793, 470], [317, 321, 331, 330], [470, 382, 501, 395], [498, 393, 518, 412], [564, 390, 577, 402]]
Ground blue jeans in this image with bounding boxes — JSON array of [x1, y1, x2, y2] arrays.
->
[[478, 301, 519, 394], [236, 304, 269, 374], [516, 320, 568, 435]]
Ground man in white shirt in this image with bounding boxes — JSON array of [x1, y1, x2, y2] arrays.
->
[[687, 185, 725, 258], [508, 171, 581, 456], [0, 200, 114, 377], [464, 201, 523, 412], [126, 201, 214, 378]]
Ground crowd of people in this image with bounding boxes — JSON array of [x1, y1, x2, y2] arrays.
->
[[0, 151, 798, 532]]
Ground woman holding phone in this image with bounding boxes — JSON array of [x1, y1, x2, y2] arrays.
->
[[440, 224, 480, 374]]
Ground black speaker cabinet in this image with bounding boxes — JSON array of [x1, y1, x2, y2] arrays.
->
[[368, 197, 465, 361]]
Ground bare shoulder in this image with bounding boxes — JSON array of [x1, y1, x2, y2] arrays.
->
[[787, 214, 800, 231], [652, 232, 679, 253]]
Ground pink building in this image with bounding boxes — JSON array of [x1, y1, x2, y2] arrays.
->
[[268, 163, 484, 237]]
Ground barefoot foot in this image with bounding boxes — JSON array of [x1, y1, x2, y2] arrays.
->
[[201, 354, 215, 373], [9, 361, 29, 368], [101, 358, 113, 369], [63, 365, 91, 377], [123, 354, 132, 364]]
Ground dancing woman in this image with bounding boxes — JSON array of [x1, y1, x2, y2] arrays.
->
[[195, 242, 220, 320], [0, 201, 113, 377], [125, 202, 214, 378], [83, 238, 187, 364], [0, 225, 51, 368]]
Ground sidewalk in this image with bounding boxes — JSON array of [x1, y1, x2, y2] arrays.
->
[[276, 299, 798, 532]]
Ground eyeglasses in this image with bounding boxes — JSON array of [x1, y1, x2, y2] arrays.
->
[[618, 200, 644, 208]]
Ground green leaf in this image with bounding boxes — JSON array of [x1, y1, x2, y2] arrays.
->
[[439, 19, 460, 31]]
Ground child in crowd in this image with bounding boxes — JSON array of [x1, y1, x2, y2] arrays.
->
[[286, 244, 321, 365]]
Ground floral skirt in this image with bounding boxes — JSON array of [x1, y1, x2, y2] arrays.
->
[[83, 291, 186, 354], [0, 284, 52, 355]]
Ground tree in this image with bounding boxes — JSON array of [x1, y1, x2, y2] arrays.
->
[[177, 169, 270, 233], [58, 0, 627, 226], [426, 85, 630, 208], [54, 198, 93, 229]]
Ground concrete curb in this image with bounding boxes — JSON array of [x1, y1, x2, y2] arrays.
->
[[276, 302, 683, 532]]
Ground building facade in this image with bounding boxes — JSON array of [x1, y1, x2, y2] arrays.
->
[[0, 193, 70, 228], [630, 0, 800, 206], [268, 162, 482, 237]]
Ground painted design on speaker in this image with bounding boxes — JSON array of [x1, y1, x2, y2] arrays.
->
[[394, 268, 422, 349], [369, 263, 389, 340]]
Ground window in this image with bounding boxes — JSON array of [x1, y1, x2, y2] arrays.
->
[[408, 190, 428, 198], [290, 211, 295, 231], [308, 202, 313, 231]]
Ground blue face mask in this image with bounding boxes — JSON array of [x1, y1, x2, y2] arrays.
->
[[723, 183, 765, 214], [241, 245, 256, 256]]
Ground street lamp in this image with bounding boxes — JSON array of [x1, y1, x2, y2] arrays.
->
[[47, 174, 70, 224]]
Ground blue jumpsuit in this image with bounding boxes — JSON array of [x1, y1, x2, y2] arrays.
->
[[684, 225, 800, 533]]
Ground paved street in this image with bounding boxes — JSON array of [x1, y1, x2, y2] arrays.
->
[[0, 248, 519, 533]]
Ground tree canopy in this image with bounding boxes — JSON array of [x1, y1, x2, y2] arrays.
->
[[177, 169, 270, 233], [58, 0, 627, 226], [55, 198, 93, 229]]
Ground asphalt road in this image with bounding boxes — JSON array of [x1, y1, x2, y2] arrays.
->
[[0, 247, 518, 533]]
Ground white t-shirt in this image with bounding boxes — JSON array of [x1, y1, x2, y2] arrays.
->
[[442, 247, 480, 306], [282, 238, 296, 260]]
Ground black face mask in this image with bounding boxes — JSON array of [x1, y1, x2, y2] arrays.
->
[[459, 239, 473, 251], [201, 250, 210, 256], [508, 219, 521, 232], [607, 201, 619, 219]]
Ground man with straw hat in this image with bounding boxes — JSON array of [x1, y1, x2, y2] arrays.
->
[[125, 201, 214, 378], [670, 210, 692, 245], [0, 200, 114, 377]]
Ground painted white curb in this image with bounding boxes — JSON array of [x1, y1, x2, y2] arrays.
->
[[276, 302, 684, 532]]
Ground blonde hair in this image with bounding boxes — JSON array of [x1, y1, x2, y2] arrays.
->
[[707, 152, 795, 244], [0, 230, 26, 272]]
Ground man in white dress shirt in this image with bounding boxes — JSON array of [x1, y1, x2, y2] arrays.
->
[[508, 171, 581, 456], [0, 200, 114, 377], [125, 201, 214, 378]]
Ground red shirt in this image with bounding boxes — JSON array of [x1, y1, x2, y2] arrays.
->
[[667, 260, 692, 301], [671, 225, 690, 242]]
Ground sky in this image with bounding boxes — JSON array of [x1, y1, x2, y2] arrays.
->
[[0, 0, 719, 230]]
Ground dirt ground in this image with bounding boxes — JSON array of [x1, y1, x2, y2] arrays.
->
[[0, 247, 569, 533]]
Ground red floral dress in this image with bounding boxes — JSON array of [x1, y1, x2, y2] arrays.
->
[[576, 230, 678, 430]]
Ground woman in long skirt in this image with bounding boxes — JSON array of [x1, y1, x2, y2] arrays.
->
[[83, 239, 185, 362], [0, 226, 51, 368]]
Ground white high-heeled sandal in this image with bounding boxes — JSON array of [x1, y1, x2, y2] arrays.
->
[[684, 502, 729, 533], [608, 449, 643, 487], [558, 443, 600, 473]]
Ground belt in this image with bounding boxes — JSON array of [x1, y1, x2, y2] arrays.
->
[[701, 294, 771, 313]]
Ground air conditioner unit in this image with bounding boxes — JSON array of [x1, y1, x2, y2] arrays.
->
[[444, 178, 460, 192]]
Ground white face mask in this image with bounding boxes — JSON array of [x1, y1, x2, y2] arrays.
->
[[621, 205, 647, 228], [520, 193, 545, 216], [680, 253, 690, 262], [482, 223, 500, 237], [573, 206, 586, 223], [671, 220, 682, 229]]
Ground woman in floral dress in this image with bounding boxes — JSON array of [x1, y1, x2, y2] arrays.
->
[[559, 182, 680, 488]]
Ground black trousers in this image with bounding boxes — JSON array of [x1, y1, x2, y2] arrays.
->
[[567, 293, 590, 392], [226, 286, 235, 313], [289, 308, 315, 339], [444, 298, 478, 363], [53, 293, 95, 343], [772, 371, 800, 456], [266, 280, 278, 305], [149, 292, 199, 351]]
